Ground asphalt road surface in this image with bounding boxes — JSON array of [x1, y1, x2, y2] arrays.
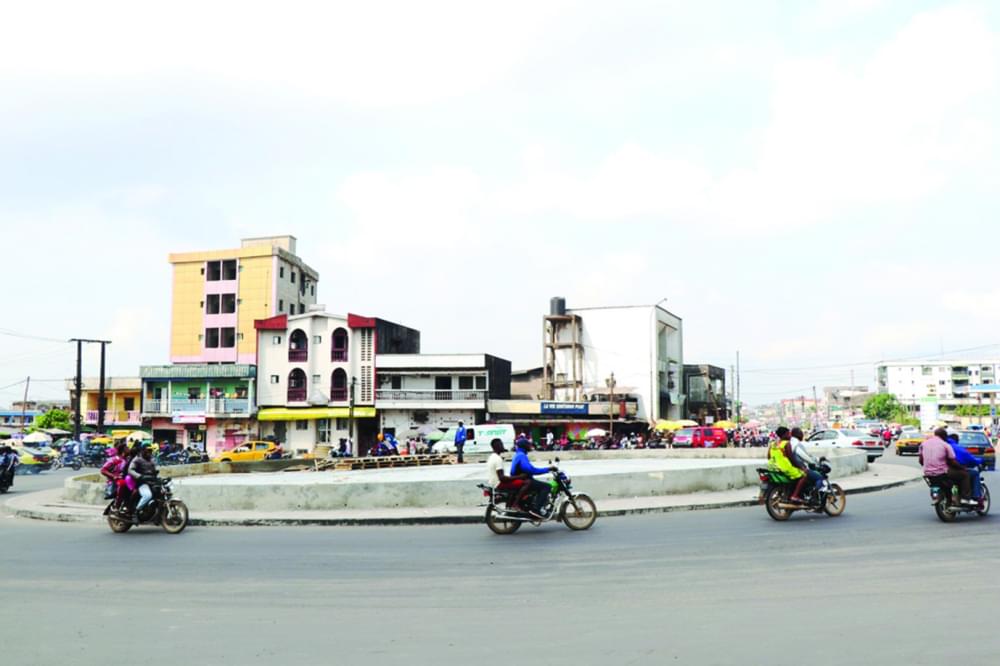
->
[[3, 456, 999, 666]]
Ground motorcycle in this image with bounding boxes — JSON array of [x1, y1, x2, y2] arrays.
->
[[104, 476, 189, 534], [0, 469, 13, 493], [52, 452, 83, 471], [757, 457, 846, 521], [477, 462, 597, 534], [924, 470, 991, 522]]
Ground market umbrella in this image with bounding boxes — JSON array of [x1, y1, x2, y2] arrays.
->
[[652, 419, 676, 431], [714, 420, 736, 429], [676, 419, 699, 427], [424, 430, 445, 442], [22, 431, 52, 444], [126, 431, 153, 442], [585, 428, 607, 438]]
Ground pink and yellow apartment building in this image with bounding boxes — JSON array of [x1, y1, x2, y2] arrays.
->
[[142, 235, 320, 453]]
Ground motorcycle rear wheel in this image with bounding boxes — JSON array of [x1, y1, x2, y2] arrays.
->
[[107, 516, 132, 533], [72, 460, 82, 471], [485, 505, 521, 535], [976, 484, 990, 516], [934, 500, 957, 523], [823, 484, 846, 517], [561, 493, 597, 531], [765, 486, 792, 521]]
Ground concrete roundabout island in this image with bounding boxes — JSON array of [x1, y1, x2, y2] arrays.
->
[[61, 448, 870, 514]]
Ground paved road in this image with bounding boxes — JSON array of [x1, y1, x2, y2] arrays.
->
[[3, 458, 999, 665]]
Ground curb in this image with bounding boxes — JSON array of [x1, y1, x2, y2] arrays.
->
[[3, 474, 922, 527]]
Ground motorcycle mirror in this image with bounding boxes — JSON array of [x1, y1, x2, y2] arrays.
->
[[554, 457, 560, 463]]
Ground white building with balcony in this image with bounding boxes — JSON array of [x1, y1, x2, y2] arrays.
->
[[877, 360, 1000, 409], [375, 353, 512, 437], [254, 309, 420, 455]]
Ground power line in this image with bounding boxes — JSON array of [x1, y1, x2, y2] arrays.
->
[[0, 328, 69, 344], [741, 343, 1000, 374]]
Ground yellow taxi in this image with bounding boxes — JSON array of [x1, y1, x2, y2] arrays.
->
[[896, 433, 926, 456], [212, 441, 280, 463]]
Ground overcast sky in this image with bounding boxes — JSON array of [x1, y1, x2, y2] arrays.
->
[[1, 0, 998, 406]]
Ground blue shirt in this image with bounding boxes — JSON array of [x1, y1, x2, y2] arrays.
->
[[510, 448, 550, 477], [454, 426, 466, 445], [948, 443, 981, 467]]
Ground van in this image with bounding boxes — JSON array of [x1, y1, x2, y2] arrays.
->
[[672, 427, 728, 448], [432, 424, 516, 454]]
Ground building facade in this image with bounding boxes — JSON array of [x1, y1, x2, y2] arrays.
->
[[375, 353, 512, 437], [876, 360, 1000, 410], [140, 364, 256, 453], [683, 365, 728, 422], [169, 235, 319, 364], [543, 299, 683, 422], [254, 310, 420, 455], [65, 377, 143, 430]]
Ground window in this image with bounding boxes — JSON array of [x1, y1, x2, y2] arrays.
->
[[391, 376, 402, 390], [311, 286, 315, 296], [299, 303, 305, 314], [313, 374, 321, 385], [206, 261, 221, 281], [280, 266, 285, 278], [221, 327, 236, 348], [335, 418, 348, 430], [279, 299, 284, 312], [459, 376, 474, 390], [922, 366, 932, 376], [475, 376, 486, 390], [222, 260, 237, 280], [188, 387, 202, 399], [270, 375, 280, 384], [289, 303, 295, 314], [221, 293, 236, 313], [205, 328, 220, 348], [206, 294, 221, 314], [272, 335, 282, 345], [123, 397, 135, 411], [317, 419, 331, 443], [291, 271, 296, 283], [313, 335, 322, 344], [295, 420, 308, 431], [332, 328, 349, 361]]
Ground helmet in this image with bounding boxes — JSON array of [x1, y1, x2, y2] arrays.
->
[[515, 435, 532, 449]]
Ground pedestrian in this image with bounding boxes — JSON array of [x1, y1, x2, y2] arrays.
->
[[454, 421, 467, 463], [545, 429, 554, 450]]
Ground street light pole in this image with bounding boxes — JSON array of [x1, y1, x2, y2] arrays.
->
[[606, 372, 616, 443]]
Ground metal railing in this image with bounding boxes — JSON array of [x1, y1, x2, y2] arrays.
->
[[375, 389, 486, 402], [331, 349, 348, 361], [142, 399, 251, 415], [84, 410, 141, 424], [288, 349, 308, 362], [287, 388, 307, 402], [330, 388, 348, 401]]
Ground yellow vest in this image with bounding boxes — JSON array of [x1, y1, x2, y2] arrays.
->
[[769, 440, 804, 479]]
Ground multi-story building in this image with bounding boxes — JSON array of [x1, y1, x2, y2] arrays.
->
[[876, 360, 1000, 409], [254, 309, 420, 455], [0, 410, 40, 428], [375, 354, 512, 436], [140, 364, 256, 452], [64, 377, 143, 429], [542, 298, 683, 422], [169, 235, 319, 364]]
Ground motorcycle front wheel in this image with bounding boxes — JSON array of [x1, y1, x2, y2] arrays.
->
[[161, 500, 189, 534], [485, 505, 521, 535], [107, 516, 132, 533], [823, 484, 846, 517], [561, 493, 597, 531], [71, 460, 82, 471], [765, 486, 792, 521]]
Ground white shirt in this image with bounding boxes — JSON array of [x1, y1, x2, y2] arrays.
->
[[486, 452, 505, 487], [790, 437, 816, 466]]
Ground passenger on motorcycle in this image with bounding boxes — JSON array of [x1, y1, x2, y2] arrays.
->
[[769, 426, 808, 503], [510, 436, 556, 519], [126, 446, 158, 523], [920, 428, 974, 505], [790, 427, 823, 492], [946, 432, 983, 504], [486, 438, 527, 504], [100, 443, 128, 505]]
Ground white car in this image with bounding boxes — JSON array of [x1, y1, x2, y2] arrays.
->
[[804, 428, 884, 462]]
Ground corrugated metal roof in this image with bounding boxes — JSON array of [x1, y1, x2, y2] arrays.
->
[[140, 364, 256, 379]]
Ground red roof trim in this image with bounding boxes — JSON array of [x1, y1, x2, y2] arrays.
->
[[254, 314, 288, 331], [347, 313, 376, 329]]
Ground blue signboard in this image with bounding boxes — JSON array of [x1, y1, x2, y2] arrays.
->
[[540, 402, 589, 415]]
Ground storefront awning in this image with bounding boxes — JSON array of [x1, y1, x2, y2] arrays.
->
[[257, 407, 376, 421]]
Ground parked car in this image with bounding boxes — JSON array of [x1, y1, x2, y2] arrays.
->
[[803, 428, 884, 462], [212, 441, 280, 463], [671, 427, 728, 448]]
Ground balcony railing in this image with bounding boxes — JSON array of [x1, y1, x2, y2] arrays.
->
[[287, 388, 307, 402], [84, 410, 141, 425], [330, 388, 348, 401], [375, 389, 486, 402], [288, 349, 308, 362], [143, 398, 250, 415], [331, 349, 348, 362]]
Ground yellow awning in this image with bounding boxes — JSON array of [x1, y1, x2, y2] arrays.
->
[[257, 407, 376, 421]]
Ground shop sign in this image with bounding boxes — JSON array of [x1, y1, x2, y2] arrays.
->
[[172, 413, 206, 424], [540, 402, 589, 415]]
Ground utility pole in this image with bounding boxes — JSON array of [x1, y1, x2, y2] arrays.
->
[[812, 385, 819, 428], [348, 376, 357, 456], [19, 376, 30, 433], [736, 351, 741, 425], [97, 341, 108, 434], [730, 364, 735, 420], [69, 338, 112, 442], [606, 372, 616, 443]]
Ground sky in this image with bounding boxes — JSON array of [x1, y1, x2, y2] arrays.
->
[[1, 0, 999, 407]]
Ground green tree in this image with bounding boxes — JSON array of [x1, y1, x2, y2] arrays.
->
[[862, 394, 902, 421], [30, 408, 72, 432]]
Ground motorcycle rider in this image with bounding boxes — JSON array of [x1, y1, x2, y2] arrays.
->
[[486, 438, 526, 498], [126, 445, 158, 523], [790, 427, 823, 495], [0, 445, 19, 488], [919, 427, 974, 505], [509, 436, 556, 519], [945, 432, 983, 506], [769, 426, 808, 503]]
